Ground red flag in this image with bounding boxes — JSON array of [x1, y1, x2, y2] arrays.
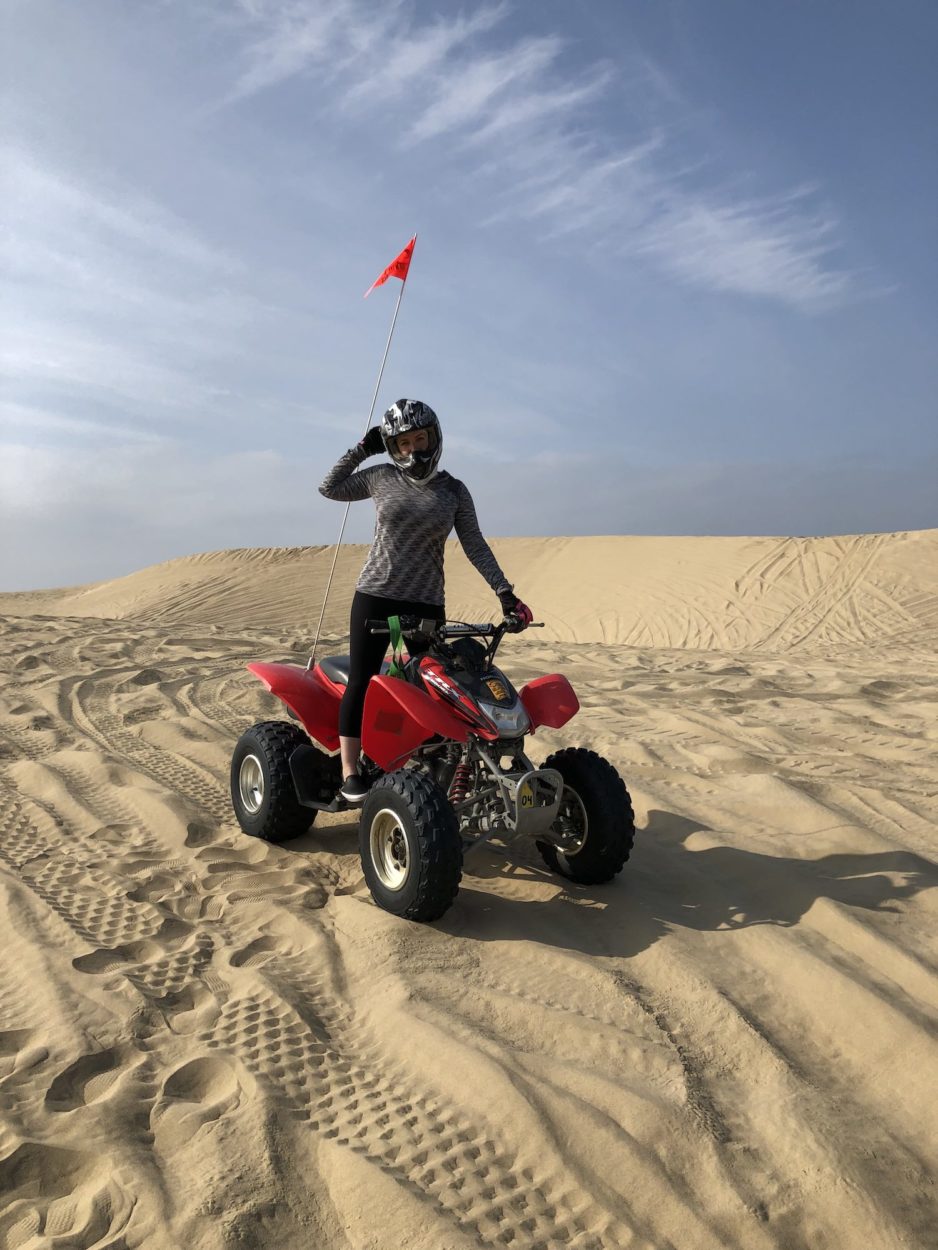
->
[[364, 235, 416, 298]]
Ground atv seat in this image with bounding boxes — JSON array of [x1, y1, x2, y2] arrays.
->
[[319, 655, 396, 686]]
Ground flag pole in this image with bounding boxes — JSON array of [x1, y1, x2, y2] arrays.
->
[[307, 237, 416, 670]]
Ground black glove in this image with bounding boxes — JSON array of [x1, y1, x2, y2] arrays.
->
[[359, 425, 385, 457], [498, 588, 519, 616], [499, 588, 533, 633]]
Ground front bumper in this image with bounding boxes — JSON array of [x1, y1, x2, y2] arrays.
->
[[501, 767, 564, 836]]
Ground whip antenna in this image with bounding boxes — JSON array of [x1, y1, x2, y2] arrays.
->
[[308, 234, 417, 669]]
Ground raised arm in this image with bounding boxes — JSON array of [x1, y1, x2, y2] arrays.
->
[[319, 441, 382, 502], [453, 481, 512, 595]]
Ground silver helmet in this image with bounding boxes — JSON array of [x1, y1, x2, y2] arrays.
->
[[380, 399, 442, 483]]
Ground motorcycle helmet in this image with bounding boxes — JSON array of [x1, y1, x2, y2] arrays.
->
[[381, 399, 442, 484]]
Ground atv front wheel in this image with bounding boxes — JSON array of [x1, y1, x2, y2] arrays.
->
[[537, 748, 634, 884], [231, 720, 323, 842], [360, 770, 462, 922]]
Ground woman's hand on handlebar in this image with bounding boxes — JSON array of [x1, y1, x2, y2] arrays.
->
[[498, 588, 534, 632]]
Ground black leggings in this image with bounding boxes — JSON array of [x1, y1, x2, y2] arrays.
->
[[338, 590, 444, 738]]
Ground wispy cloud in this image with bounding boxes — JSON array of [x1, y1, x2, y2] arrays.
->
[[634, 187, 848, 307], [6, 148, 234, 273], [219, 0, 853, 311], [3, 146, 254, 417], [406, 35, 565, 143], [225, 0, 402, 99], [343, 6, 508, 110], [0, 401, 166, 446], [1, 321, 217, 412]]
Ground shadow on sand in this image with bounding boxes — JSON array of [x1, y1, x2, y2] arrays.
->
[[301, 809, 938, 960], [442, 809, 938, 959]]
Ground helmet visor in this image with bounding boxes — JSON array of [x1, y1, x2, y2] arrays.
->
[[388, 426, 438, 465]]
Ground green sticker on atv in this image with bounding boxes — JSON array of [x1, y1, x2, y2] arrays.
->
[[387, 614, 405, 678]]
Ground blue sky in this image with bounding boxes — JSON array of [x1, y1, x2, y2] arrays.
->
[[3, 0, 936, 589]]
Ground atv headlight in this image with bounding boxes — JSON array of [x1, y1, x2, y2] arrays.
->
[[478, 699, 530, 736]]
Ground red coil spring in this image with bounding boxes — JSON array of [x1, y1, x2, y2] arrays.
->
[[448, 761, 473, 804]]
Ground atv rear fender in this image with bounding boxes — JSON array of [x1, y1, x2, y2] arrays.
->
[[246, 662, 341, 753], [519, 674, 579, 733], [362, 675, 470, 772]]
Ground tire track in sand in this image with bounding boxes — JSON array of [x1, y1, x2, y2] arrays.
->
[[752, 533, 891, 651], [67, 671, 232, 827], [46, 656, 642, 1247], [198, 941, 638, 1250]]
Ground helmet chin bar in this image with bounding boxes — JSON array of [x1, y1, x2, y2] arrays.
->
[[403, 452, 437, 480], [389, 432, 442, 480], [392, 450, 437, 480]]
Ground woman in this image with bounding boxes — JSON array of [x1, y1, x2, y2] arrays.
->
[[319, 398, 533, 803]]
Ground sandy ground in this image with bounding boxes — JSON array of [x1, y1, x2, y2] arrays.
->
[[1, 531, 936, 1250]]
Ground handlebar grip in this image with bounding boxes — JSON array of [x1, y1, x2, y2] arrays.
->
[[367, 615, 443, 635], [442, 623, 494, 636]]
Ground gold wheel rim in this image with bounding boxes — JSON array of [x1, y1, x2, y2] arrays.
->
[[369, 808, 410, 891], [239, 753, 264, 814]]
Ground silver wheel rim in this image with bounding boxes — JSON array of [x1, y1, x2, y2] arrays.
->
[[239, 753, 265, 815], [553, 785, 588, 857], [370, 808, 410, 891]]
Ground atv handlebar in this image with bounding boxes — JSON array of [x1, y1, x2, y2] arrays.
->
[[367, 618, 544, 637], [366, 616, 542, 672]]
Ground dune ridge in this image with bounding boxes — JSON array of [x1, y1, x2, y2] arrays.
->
[[3, 529, 937, 654], [1, 531, 936, 1248]]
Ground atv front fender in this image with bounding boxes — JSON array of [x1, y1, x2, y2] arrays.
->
[[519, 674, 579, 733], [362, 676, 470, 772], [246, 662, 341, 753]]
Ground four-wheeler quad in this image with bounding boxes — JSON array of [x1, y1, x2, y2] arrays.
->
[[230, 616, 634, 922]]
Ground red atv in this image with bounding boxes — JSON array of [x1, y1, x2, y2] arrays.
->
[[231, 617, 634, 922]]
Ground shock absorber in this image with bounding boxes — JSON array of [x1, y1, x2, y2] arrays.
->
[[448, 758, 473, 805]]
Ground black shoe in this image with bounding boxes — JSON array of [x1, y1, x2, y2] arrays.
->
[[339, 774, 370, 805]]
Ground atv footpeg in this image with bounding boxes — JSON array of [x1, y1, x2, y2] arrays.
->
[[290, 744, 348, 812]]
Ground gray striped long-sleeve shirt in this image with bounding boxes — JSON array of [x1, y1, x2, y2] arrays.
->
[[319, 445, 512, 606]]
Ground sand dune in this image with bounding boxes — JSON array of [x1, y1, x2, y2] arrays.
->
[[1, 531, 937, 1249], [4, 528, 938, 653]]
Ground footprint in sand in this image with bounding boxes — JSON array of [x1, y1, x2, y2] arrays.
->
[[0, 1029, 49, 1083], [13, 653, 46, 672], [123, 864, 226, 923], [151, 982, 222, 1035], [71, 922, 191, 977], [0, 1028, 33, 1062], [150, 1055, 243, 1151], [184, 820, 221, 849], [195, 840, 271, 868], [123, 704, 162, 726], [204, 864, 314, 905], [125, 667, 165, 687], [0, 1144, 139, 1246], [229, 934, 285, 968], [44, 1044, 139, 1113]]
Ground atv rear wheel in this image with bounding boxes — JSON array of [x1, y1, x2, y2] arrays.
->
[[231, 720, 323, 842], [536, 748, 634, 884], [360, 770, 462, 922]]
